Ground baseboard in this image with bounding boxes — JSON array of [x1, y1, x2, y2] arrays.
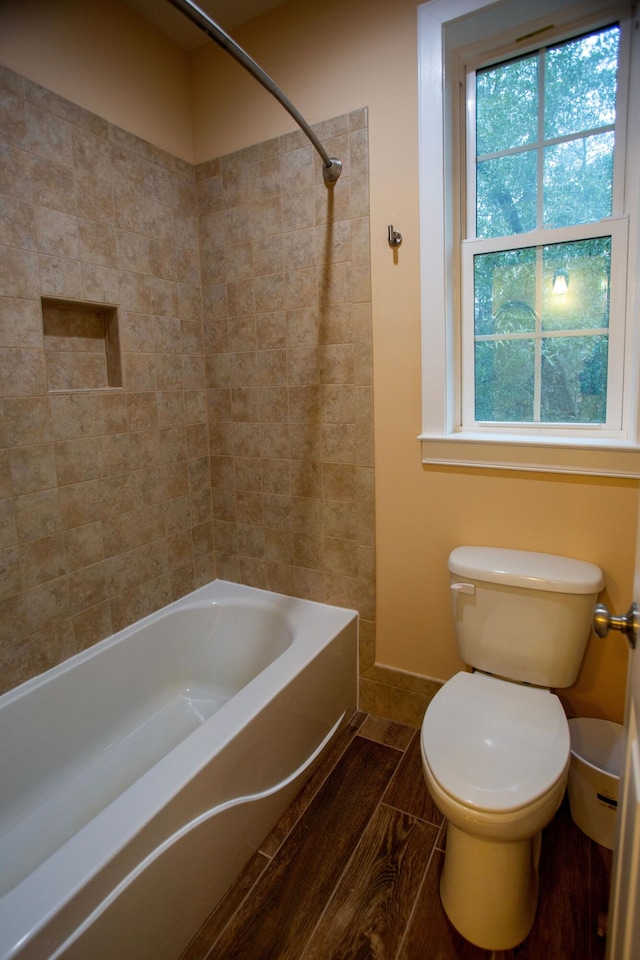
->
[[358, 665, 443, 729]]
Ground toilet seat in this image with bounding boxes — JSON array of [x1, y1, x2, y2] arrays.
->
[[421, 671, 569, 813]]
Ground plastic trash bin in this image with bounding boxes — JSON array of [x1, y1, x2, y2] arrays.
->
[[567, 717, 624, 850]]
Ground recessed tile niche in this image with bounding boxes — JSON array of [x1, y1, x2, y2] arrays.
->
[[42, 298, 122, 392]]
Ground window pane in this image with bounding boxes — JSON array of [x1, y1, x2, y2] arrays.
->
[[474, 248, 537, 335], [541, 335, 608, 422], [475, 339, 535, 421], [477, 55, 538, 155], [543, 133, 614, 227], [545, 26, 620, 140], [542, 237, 611, 331], [476, 152, 537, 238]]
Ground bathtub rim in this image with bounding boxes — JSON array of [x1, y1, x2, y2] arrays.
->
[[0, 579, 356, 706]]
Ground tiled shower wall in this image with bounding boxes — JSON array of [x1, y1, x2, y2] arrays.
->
[[197, 112, 375, 641], [0, 64, 375, 696], [0, 65, 213, 693]]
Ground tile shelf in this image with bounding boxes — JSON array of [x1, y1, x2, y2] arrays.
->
[[41, 297, 122, 393]]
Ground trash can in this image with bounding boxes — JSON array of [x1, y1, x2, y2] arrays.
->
[[567, 717, 624, 850]]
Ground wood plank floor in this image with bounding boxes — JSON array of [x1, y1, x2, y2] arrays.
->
[[179, 711, 612, 960]]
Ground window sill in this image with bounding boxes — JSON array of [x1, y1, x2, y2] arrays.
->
[[419, 432, 640, 478]]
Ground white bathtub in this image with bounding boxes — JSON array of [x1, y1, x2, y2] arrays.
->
[[0, 580, 357, 960]]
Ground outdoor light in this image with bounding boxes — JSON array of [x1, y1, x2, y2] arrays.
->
[[552, 268, 569, 295]]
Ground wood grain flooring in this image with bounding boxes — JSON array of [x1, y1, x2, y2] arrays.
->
[[179, 711, 612, 960]]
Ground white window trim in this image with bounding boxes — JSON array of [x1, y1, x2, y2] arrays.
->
[[417, 0, 640, 477]]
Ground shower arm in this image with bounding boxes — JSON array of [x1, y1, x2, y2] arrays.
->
[[166, 0, 342, 183]]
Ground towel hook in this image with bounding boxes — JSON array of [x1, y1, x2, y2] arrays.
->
[[388, 225, 402, 248]]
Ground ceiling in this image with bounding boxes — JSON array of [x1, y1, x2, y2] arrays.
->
[[125, 0, 291, 50]]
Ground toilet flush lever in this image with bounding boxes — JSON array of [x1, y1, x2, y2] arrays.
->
[[451, 582, 475, 596], [593, 602, 638, 649]]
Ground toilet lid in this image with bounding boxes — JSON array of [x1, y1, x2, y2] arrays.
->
[[421, 672, 570, 812]]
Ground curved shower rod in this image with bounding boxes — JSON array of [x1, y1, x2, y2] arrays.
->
[[167, 0, 343, 184]]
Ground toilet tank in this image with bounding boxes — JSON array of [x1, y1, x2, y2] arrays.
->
[[449, 547, 604, 688]]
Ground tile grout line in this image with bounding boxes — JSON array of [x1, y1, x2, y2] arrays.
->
[[392, 819, 446, 960], [380, 797, 445, 832], [291, 721, 424, 958], [291, 748, 407, 959]]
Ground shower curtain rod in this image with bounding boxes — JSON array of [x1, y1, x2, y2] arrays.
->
[[166, 0, 342, 183]]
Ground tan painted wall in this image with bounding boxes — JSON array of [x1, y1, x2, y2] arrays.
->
[[0, 0, 634, 721], [0, 0, 194, 161]]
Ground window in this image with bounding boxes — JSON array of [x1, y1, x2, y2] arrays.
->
[[418, 0, 640, 477]]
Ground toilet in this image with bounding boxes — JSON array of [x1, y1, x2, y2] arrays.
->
[[420, 546, 604, 951]]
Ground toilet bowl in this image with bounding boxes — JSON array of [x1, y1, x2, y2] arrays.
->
[[420, 547, 604, 950], [421, 671, 570, 950]]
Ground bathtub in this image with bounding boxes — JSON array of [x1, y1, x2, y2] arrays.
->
[[0, 580, 357, 960]]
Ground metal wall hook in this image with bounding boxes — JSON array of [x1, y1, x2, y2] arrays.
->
[[388, 225, 402, 248], [593, 601, 638, 649]]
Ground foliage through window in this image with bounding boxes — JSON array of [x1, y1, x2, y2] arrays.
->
[[463, 23, 623, 429]]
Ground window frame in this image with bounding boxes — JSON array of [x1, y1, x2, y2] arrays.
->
[[417, 0, 640, 477]]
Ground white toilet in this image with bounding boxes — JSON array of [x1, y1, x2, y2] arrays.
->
[[420, 546, 604, 951]]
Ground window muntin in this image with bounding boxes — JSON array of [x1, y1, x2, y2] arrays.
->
[[464, 22, 624, 432]]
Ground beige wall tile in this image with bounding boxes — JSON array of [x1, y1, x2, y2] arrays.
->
[[26, 102, 74, 166], [29, 617, 76, 673], [102, 502, 165, 557], [0, 195, 37, 250], [9, 443, 57, 495], [0, 142, 31, 200], [14, 489, 62, 542], [0, 298, 42, 349], [0, 82, 374, 702], [190, 488, 211, 525], [0, 453, 11, 500], [164, 494, 191, 535], [31, 156, 77, 214], [0, 498, 17, 549], [49, 392, 127, 441], [46, 351, 107, 391], [63, 521, 104, 572], [67, 560, 107, 614], [321, 422, 355, 463], [40, 258, 82, 302], [4, 397, 53, 447], [73, 600, 112, 651], [0, 85, 28, 149], [24, 575, 70, 632], [72, 126, 112, 183], [0, 247, 39, 299], [284, 268, 317, 310], [0, 544, 21, 600], [35, 206, 80, 259], [254, 273, 285, 314]]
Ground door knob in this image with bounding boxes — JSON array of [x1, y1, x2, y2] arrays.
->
[[593, 602, 638, 649]]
